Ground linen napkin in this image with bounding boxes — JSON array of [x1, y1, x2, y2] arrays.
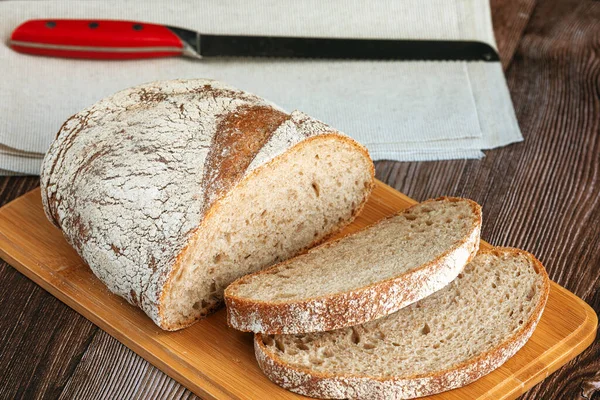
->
[[0, 0, 522, 175]]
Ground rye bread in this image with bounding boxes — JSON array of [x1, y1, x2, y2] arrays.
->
[[40, 79, 374, 330], [254, 248, 550, 399], [225, 197, 482, 334]]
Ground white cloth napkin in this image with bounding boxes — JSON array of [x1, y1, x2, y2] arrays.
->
[[0, 0, 522, 175]]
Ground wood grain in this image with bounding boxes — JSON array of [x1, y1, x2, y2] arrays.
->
[[59, 332, 195, 400], [0, 260, 97, 400], [490, 0, 536, 70], [502, 1, 600, 398], [0, 183, 596, 400], [378, 2, 600, 399], [0, 176, 98, 400]]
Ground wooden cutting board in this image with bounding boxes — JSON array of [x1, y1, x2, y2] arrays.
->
[[0, 181, 596, 400]]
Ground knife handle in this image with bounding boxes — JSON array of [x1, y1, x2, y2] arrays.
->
[[9, 19, 185, 59]]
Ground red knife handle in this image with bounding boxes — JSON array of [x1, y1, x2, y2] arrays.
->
[[9, 19, 185, 59]]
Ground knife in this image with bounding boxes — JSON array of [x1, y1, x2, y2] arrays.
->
[[8, 19, 500, 62]]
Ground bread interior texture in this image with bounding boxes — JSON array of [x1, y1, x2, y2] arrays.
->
[[260, 250, 545, 377], [162, 136, 373, 328], [229, 199, 478, 302]]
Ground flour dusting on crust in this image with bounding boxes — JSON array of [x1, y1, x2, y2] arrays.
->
[[40, 79, 373, 329]]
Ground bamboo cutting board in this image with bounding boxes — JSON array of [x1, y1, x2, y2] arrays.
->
[[0, 181, 596, 400]]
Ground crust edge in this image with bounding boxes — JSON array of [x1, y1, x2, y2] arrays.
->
[[225, 198, 482, 334], [253, 247, 551, 400], [157, 133, 375, 331]]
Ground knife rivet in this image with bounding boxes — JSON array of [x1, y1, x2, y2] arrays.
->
[[89, 22, 99, 29], [484, 53, 492, 61], [45, 21, 56, 29], [133, 24, 144, 31]]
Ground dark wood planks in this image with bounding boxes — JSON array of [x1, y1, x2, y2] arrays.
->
[[500, 1, 600, 398], [0, 177, 99, 400], [58, 332, 196, 400], [379, 1, 600, 398], [0, 0, 599, 399], [490, 0, 537, 70], [0, 264, 96, 400]]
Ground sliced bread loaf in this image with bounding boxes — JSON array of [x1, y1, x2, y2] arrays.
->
[[40, 79, 374, 330], [254, 248, 550, 400], [225, 198, 482, 334]]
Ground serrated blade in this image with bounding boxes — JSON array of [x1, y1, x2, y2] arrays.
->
[[166, 26, 499, 62]]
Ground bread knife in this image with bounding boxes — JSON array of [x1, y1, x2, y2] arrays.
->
[[8, 19, 500, 62]]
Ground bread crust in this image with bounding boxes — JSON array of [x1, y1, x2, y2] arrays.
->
[[253, 247, 551, 400], [225, 197, 481, 334], [40, 79, 374, 331], [159, 133, 374, 330]]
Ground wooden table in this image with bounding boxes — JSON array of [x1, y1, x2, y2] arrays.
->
[[0, 0, 598, 399]]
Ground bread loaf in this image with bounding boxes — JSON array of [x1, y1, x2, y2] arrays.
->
[[255, 248, 550, 399], [40, 79, 374, 331], [225, 197, 481, 334]]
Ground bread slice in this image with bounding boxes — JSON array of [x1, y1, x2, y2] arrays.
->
[[254, 248, 550, 399], [254, 248, 550, 400], [225, 198, 482, 334], [40, 79, 374, 330]]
